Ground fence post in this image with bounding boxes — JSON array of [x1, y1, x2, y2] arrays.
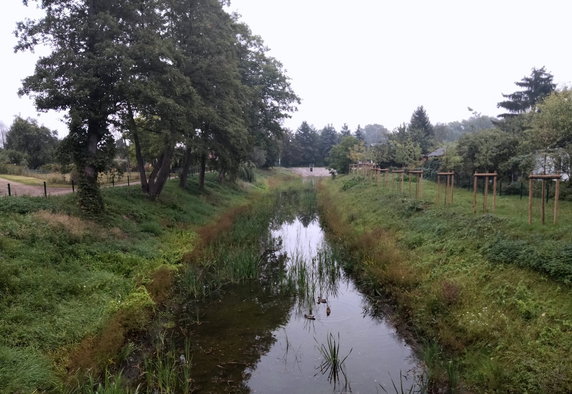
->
[[7, 183, 11, 196], [72, 180, 75, 193], [127, 175, 130, 186], [43, 181, 47, 198]]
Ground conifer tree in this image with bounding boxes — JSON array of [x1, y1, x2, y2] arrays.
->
[[408, 106, 434, 154], [497, 67, 556, 118]]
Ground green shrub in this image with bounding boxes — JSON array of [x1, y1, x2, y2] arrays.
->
[[484, 238, 572, 283]]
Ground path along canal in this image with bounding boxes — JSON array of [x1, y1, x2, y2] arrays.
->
[[174, 186, 421, 392]]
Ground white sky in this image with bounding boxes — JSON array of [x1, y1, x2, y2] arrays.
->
[[1, 0, 572, 138]]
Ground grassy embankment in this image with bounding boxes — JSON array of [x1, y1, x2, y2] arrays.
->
[[0, 170, 283, 392], [318, 174, 572, 392]]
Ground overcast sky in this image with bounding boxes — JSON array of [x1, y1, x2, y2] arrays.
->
[[2, 0, 572, 137]]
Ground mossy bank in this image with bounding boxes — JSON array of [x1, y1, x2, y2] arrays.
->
[[318, 174, 572, 392], [0, 172, 278, 392]]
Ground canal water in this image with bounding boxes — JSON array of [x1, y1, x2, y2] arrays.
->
[[181, 189, 421, 393]]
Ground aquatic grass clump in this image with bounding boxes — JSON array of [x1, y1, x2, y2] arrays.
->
[[315, 332, 352, 389], [378, 370, 428, 394], [282, 246, 342, 315]]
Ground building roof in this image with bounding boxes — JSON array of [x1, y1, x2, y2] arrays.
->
[[426, 147, 445, 157]]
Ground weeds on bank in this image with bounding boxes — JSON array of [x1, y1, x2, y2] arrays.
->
[[142, 334, 193, 393], [0, 173, 265, 391]]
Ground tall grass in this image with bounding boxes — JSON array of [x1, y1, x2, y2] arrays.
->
[[142, 334, 193, 393]]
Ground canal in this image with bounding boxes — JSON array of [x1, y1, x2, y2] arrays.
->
[[176, 186, 421, 392]]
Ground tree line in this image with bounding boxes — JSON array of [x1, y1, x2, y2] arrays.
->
[[5, 8, 571, 211], [286, 67, 572, 190], [12, 0, 299, 214]]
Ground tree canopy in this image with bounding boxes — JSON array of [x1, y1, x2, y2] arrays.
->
[[4, 117, 59, 169], [17, 0, 298, 211]]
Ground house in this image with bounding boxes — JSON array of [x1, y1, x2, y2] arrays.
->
[[422, 147, 445, 162]]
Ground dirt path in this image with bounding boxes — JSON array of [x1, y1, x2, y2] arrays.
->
[[0, 177, 140, 197], [0, 167, 330, 197], [289, 167, 331, 177], [0, 177, 72, 197]]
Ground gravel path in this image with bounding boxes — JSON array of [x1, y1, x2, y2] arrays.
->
[[289, 167, 331, 177]]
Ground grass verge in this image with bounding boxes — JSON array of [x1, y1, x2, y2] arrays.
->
[[318, 174, 572, 392]]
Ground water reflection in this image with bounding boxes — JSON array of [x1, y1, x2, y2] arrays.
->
[[247, 216, 420, 393], [179, 188, 421, 393]]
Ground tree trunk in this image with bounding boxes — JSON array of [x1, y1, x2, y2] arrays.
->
[[179, 144, 193, 188], [148, 146, 174, 199], [199, 152, 206, 191], [128, 104, 149, 193], [77, 127, 104, 215]]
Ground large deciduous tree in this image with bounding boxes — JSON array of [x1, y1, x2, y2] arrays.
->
[[531, 89, 572, 150], [234, 23, 299, 169], [327, 135, 359, 174], [17, 0, 134, 214], [362, 124, 389, 145], [5, 117, 59, 169], [529, 89, 572, 176], [119, 0, 198, 198], [174, 0, 249, 189], [457, 128, 519, 178]]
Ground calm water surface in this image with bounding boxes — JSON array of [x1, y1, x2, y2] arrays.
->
[[183, 195, 421, 393]]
